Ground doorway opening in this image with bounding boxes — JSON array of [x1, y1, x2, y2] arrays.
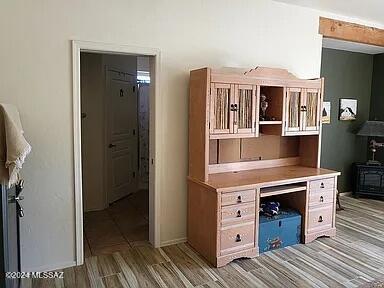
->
[[80, 53, 151, 257], [72, 41, 160, 265]]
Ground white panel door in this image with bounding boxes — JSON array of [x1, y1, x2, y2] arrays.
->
[[106, 70, 138, 203]]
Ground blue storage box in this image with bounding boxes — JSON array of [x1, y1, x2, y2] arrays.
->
[[259, 209, 301, 253]]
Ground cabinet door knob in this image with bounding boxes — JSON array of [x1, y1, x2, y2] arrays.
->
[[320, 196, 324, 202], [235, 234, 242, 242], [237, 196, 242, 203], [318, 216, 323, 223], [236, 210, 242, 217], [320, 183, 325, 188]]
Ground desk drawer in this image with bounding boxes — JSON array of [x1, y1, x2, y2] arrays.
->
[[309, 189, 334, 206], [221, 189, 255, 206], [221, 203, 255, 226], [220, 222, 254, 255], [310, 178, 334, 192], [307, 204, 333, 233]]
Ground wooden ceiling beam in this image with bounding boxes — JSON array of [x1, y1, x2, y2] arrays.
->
[[319, 17, 384, 47]]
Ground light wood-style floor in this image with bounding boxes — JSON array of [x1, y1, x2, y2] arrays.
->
[[27, 195, 384, 288]]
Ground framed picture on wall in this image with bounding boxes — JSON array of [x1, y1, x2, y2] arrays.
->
[[339, 99, 357, 121], [322, 101, 331, 124]]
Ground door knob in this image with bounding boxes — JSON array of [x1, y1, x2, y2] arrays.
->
[[108, 143, 116, 148]]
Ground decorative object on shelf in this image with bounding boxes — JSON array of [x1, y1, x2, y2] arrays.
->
[[357, 120, 384, 165], [260, 94, 269, 121], [260, 94, 277, 121], [322, 101, 331, 124], [339, 98, 357, 121]]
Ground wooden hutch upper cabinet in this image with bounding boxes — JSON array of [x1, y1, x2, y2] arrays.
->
[[283, 87, 322, 136], [210, 83, 258, 139]]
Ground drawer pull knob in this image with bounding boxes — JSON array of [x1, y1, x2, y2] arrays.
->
[[236, 210, 242, 217], [235, 234, 242, 242], [318, 216, 323, 223], [237, 196, 242, 203], [320, 196, 324, 202], [320, 183, 325, 188]]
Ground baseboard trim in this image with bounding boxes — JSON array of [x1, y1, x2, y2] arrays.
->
[[22, 260, 76, 272], [160, 237, 187, 247]]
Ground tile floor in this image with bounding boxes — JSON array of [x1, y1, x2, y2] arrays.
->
[[84, 190, 149, 257]]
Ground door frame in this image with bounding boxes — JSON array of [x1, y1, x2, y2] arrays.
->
[[72, 40, 161, 265]]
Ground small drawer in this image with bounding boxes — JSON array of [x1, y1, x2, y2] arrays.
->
[[307, 204, 333, 233], [220, 222, 254, 255], [309, 189, 334, 206], [221, 203, 255, 226], [221, 189, 255, 206], [310, 178, 334, 192]]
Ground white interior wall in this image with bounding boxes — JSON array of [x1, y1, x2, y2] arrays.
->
[[0, 0, 379, 271], [81, 53, 137, 212]]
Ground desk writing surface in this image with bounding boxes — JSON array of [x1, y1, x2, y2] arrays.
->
[[207, 165, 340, 190]]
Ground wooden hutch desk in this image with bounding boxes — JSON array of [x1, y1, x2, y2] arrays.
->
[[187, 67, 340, 267]]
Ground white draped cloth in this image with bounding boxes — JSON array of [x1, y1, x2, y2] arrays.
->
[[0, 104, 31, 187]]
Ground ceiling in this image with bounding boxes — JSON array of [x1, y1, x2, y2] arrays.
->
[[322, 38, 384, 55], [273, 0, 384, 25]]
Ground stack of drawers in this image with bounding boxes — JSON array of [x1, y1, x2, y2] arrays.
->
[[307, 178, 336, 240], [220, 189, 256, 256]]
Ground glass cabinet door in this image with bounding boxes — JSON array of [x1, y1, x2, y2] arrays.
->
[[210, 83, 234, 135], [234, 84, 256, 135], [303, 89, 321, 132], [285, 88, 302, 133]]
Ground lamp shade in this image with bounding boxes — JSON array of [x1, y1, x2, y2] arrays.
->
[[357, 121, 384, 137]]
